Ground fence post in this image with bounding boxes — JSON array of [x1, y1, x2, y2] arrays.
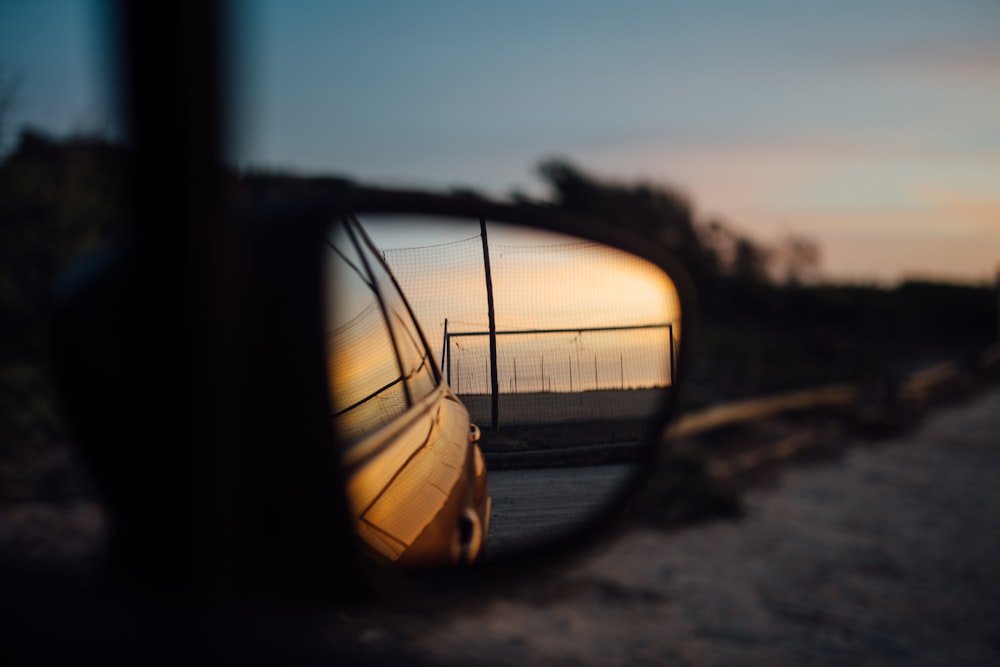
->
[[569, 355, 573, 393], [480, 220, 499, 430], [441, 318, 449, 375], [668, 324, 676, 386]]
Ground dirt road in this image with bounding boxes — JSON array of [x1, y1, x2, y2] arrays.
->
[[407, 387, 1000, 666]]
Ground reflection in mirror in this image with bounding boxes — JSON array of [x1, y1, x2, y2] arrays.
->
[[325, 214, 681, 568]]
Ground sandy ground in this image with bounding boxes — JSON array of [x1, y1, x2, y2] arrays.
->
[[392, 387, 1000, 666]]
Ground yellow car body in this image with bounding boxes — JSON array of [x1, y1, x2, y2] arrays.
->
[[327, 216, 490, 566]]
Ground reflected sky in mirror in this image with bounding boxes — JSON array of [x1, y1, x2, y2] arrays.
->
[[342, 216, 680, 396]]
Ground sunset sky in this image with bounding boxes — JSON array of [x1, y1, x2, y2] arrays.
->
[[335, 217, 680, 394], [2, 1, 998, 282]]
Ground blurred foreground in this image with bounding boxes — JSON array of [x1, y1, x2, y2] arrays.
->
[[2, 361, 999, 665]]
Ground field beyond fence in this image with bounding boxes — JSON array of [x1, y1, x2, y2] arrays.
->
[[459, 386, 669, 428]]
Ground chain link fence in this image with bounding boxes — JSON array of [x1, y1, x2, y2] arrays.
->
[[382, 222, 680, 428]]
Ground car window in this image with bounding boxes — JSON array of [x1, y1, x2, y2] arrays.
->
[[354, 226, 439, 405], [326, 222, 410, 441]]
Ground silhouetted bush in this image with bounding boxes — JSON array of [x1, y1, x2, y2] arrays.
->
[[0, 138, 994, 461]]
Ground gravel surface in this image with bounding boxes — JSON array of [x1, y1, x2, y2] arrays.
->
[[402, 387, 1000, 666]]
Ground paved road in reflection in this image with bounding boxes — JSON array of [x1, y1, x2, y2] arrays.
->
[[485, 463, 638, 560]]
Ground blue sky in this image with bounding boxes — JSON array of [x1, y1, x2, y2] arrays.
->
[[2, 1, 999, 282]]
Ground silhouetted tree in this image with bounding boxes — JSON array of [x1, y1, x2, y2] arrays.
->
[[0, 129, 126, 457], [772, 235, 821, 286], [536, 157, 783, 295]]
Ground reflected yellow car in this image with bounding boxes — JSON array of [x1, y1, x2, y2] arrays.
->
[[325, 216, 490, 566]]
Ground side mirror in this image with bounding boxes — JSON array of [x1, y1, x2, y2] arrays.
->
[[321, 191, 689, 569], [51, 185, 691, 596]]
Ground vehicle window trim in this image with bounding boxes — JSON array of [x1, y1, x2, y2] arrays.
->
[[340, 379, 449, 470], [332, 375, 407, 420]]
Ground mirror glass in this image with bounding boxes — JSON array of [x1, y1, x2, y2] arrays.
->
[[324, 213, 681, 567]]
